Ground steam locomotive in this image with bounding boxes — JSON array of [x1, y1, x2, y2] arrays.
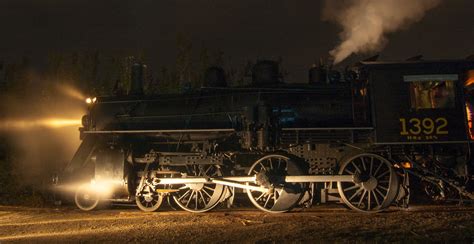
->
[[56, 58, 474, 213]]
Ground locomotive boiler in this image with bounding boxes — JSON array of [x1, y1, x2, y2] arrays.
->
[[56, 59, 474, 213]]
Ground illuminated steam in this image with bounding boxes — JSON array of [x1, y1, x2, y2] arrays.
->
[[323, 0, 441, 63], [0, 84, 84, 130], [0, 83, 86, 188]]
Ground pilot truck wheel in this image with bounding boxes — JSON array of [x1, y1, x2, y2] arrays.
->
[[74, 183, 100, 211]]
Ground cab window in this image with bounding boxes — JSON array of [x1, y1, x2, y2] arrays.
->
[[404, 74, 457, 110]]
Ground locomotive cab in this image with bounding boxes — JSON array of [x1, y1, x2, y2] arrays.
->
[[361, 60, 474, 144]]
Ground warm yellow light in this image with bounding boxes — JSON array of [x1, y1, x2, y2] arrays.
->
[[89, 179, 123, 196], [465, 70, 474, 87], [86, 97, 97, 104], [400, 162, 412, 169], [0, 118, 81, 130], [466, 104, 474, 140], [56, 83, 85, 101], [40, 119, 82, 128]]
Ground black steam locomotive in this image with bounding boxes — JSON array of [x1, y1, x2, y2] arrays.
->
[[57, 59, 474, 213]]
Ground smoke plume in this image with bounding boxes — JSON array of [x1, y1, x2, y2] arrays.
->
[[323, 0, 441, 64]]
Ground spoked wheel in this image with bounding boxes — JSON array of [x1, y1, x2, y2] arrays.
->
[[172, 164, 226, 213], [75, 183, 100, 211], [246, 154, 306, 213], [136, 183, 163, 212], [337, 153, 399, 213]]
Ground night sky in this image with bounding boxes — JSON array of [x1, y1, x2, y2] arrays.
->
[[0, 0, 473, 81]]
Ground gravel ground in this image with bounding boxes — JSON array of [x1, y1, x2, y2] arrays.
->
[[0, 204, 473, 243]]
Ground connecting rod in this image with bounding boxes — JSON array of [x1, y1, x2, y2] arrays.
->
[[153, 175, 355, 192]]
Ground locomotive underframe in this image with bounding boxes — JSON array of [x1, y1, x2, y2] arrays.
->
[[65, 124, 474, 214]]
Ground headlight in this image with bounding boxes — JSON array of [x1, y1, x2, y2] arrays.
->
[[85, 97, 97, 104]]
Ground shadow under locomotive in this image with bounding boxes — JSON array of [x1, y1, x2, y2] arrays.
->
[[54, 58, 474, 213]]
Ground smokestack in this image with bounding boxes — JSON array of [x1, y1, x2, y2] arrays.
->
[[322, 0, 441, 64], [308, 61, 327, 84], [130, 63, 144, 95]]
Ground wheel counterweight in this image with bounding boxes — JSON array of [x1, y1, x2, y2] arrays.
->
[[246, 154, 306, 213]]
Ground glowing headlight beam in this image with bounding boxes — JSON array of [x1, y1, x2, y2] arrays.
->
[[0, 118, 82, 130], [40, 119, 82, 128], [56, 83, 86, 101]]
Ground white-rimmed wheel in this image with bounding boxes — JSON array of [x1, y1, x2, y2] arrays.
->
[[136, 183, 164, 212], [75, 183, 100, 211], [172, 164, 226, 213], [246, 154, 306, 213], [337, 153, 399, 213]]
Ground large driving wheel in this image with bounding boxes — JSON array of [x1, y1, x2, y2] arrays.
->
[[172, 164, 226, 213], [75, 183, 100, 211], [337, 153, 399, 213], [246, 154, 306, 213]]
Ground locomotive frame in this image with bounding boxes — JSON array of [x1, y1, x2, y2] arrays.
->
[[56, 59, 474, 213]]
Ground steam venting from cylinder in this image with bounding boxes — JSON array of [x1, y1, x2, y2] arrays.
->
[[322, 0, 441, 64]]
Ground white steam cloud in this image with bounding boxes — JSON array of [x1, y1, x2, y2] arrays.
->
[[323, 0, 441, 64]]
